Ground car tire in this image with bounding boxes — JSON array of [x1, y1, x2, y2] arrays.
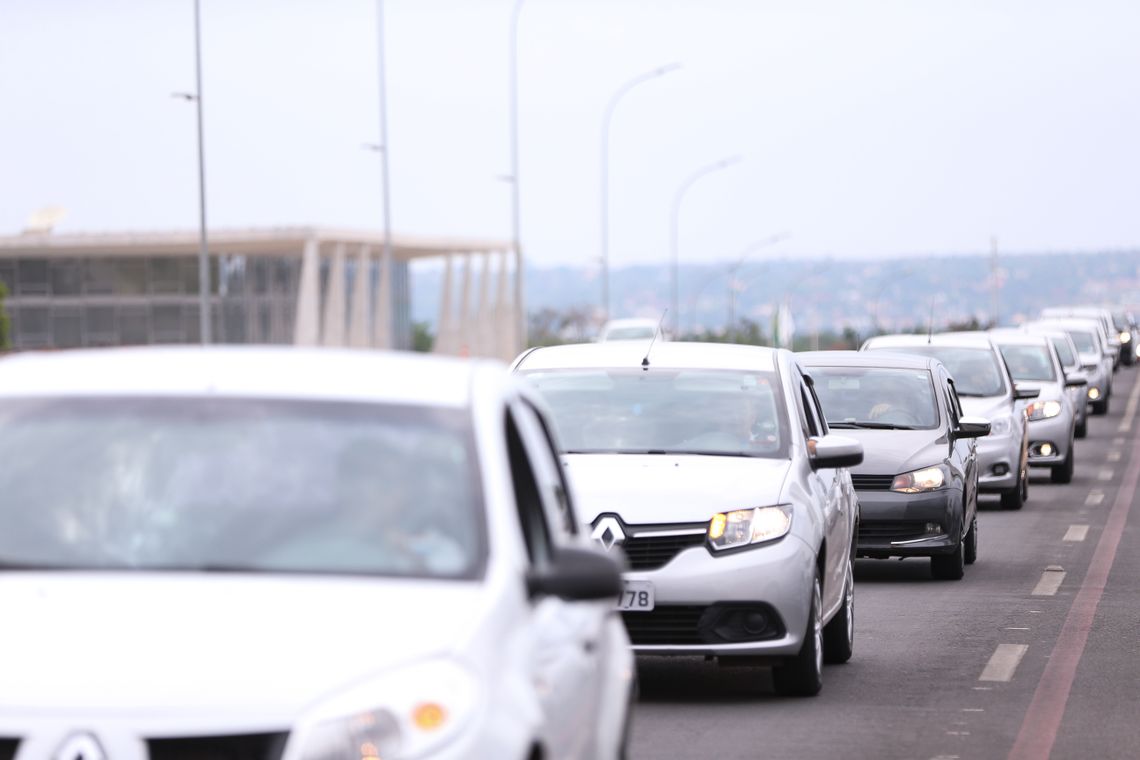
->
[[1076, 418, 1088, 439], [931, 540, 965, 580], [1094, 397, 1109, 415], [1000, 482, 1024, 511], [1051, 448, 1075, 484], [822, 559, 854, 664], [772, 575, 823, 697], [964, 517, 978, 565]]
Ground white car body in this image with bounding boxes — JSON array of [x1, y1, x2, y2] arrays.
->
[[514, 342, 863, 696], [0, 347, 633, 760], [597, 318, 665, 343]]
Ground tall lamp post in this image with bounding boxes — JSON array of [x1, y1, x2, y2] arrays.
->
[[375, 0, 393, 346], [726, 232, 790, 329], [669, 156, 742, 333], [507, 0, 527, 348], [173, 0, 211, 344], [600, 62, 681, 322]]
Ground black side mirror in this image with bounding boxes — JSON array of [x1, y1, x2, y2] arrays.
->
[[1065, 373, 1088, 388], [955, 416, 992, 438], [1013, 386, 1040, 400], [526, 546, 623, 601]]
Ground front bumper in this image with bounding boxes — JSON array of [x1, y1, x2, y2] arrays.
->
[[1026, 412, 1072, 466], [621, 534, 817, 658], [976, 432, 1020, 491], [854, 489, 962, 558]]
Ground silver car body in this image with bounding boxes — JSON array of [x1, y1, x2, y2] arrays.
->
[[0, 347, 633, 760], [861, 333, 1029, 495], [1019, 324, 1091, 432], [513, 342, 860, 665], [1030, 317, 1114, 411], [1041, 306, 1122, 367]]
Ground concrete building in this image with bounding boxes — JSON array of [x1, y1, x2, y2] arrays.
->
[[0, 227, 521, 360]]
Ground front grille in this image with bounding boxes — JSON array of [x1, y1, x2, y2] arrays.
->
[[623, 603, 784, 646], [147, 732, 289, 760], [852, 474, 895, 491], [0, 739, 18, 760], [859, 520, 930, 542], [622, 532, 706, 570]]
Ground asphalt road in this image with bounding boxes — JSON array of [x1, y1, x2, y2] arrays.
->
[[629, 364, 1140, 760]]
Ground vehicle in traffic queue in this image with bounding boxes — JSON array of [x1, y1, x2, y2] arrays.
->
[[0, 348, 633, 760], [1110, 310, 1137, 366], [1029, 317, 1114, 415], [1019, 324, 1092, 438], [597, 318, 667, 343], [988, 331, 1085, 483], [1041, 306, 1123, 369], [861, 333, 1035, 510], [514, 342, 864, 697], [800, 351, 989, 580]]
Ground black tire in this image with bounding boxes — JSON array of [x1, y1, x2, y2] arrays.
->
[[1051, 448, 1075, 484], [1094, 397, 1109, 415], [823, 560, 854, 664], [772, 575, 824, 697], [964, 517, 978, 565], [1000, 482, 1024, 511], [1076, 418, 1088, 439], [931, 540, 965, 580]]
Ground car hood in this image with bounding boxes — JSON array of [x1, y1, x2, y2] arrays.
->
[[838, 428, 949, 476], [959, 395, 1011, 421], [1012, 380, 1063, 402], [564, 454, 791, 524], [0, 573, 486, 717]]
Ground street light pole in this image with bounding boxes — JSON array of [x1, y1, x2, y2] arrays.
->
[[726, 232, 790, 330], [508, 0, 527, 349], [669, 156, 742, 334], [375, 0, 393, 347], [191, 0, 210, 344], [600, 62, 680, 323]]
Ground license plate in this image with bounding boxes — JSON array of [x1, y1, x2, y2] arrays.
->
[[617, 581, 654, 612]]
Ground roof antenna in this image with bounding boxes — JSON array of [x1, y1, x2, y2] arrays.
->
[[927, 297, 935, 344], [642, 308, 669, 369]]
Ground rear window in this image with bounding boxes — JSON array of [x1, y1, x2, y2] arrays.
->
[[867, 345, 1006, 397], [1049, 337, 1076, 368], [998, 345, 1056, 382], [810, 366, 939, 429]]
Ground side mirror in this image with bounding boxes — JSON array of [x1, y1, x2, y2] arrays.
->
[[809, 434, 864, 470], [1064, 373, 1088, 388], [526, 546, 623, 601], [1013, 386, 1040, 401], [955, 416, 992, 438]]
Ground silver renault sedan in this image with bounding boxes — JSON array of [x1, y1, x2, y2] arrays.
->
[[514, 342, 863, 697]]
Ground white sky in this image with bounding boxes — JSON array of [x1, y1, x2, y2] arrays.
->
[[2, 0, 1139, 267]]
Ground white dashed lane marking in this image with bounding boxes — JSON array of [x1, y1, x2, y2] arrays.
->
[[1098, 469, 1115, 482], [1108, 450, 1122, 462], [1063, 525, 1089, 542], [1086, 491, 1105, 506], [1032, 566, 1067, 596], [980, 644, 1029, 682]]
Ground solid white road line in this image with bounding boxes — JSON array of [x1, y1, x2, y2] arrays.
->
[[1032, 567, 1067, 596], [980, 644, 1029, 682], [1098, 469, 1115, 481], [1086, 491, 1105, 506], [1063, 525, 1089, 542], [1117, 377, 1140, 432]]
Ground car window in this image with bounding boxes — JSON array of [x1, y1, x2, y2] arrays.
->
[[868, 345, 1006, 397], [512, 400, 577, 537], [1067, 330, 1097, 354], [945, 377, 964, 425], [811, 366, 940, 429], [1049, 336, 1076, 368], [998, 344, 1057, 382], [0, 397, 486, 579], [521, 368, 789, 459], [505, 409, 555, 567]]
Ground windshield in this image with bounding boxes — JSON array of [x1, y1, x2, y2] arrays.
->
[[810, 367, 939, 430], [868, 345, 1006, 397], [1068, 330, 1097, 354], [0, 397, 484, 578], [1049, 337, 1077, 368], [604, 327, 656, 341], [998, 345, 1057, 382], [522, 368, 789, 458]]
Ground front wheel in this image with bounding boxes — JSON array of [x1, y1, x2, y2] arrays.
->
[[931, 540, 965, 580], [772, 575, 823, 697], [1051, 448, 1075, 484], [822, 560, 854, 664], [1076, 418, 1088, 439], [1000, 482, 1024, 511], [964, 517, 978, 565]]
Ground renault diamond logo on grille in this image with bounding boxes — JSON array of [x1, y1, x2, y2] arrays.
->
[[55, 733, 106, 760], [591, 516, 625, 551]]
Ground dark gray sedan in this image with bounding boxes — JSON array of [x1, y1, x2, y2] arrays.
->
[[800, 351, 990, 580]]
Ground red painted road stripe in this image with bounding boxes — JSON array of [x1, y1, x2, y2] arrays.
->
[[1008, 425, 1140, 760]]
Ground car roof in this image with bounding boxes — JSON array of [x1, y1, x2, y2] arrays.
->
[[1030, 316, 1103, 333], [798, 350, 939, 371], [987, 330, 1051, 347], [862, 332, 996, 350], [0, 347, 488, 407], [515, 341, 781, 373]]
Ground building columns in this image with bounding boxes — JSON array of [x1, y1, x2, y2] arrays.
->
[[293, 238, 321, 346]]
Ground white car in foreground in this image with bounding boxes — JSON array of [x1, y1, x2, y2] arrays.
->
[[0, 347, 632, 760], [515, 342, 863, 696]]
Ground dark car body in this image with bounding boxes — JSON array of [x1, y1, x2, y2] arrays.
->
[[800, 351, 986, 580]]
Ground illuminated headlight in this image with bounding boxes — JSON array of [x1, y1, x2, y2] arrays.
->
[[708, 506, 793, 550], [891, 465, 948, 493], [1120, 331, 1131, 344], [296, 660, 478, 760], [1027, 400, 1063, 421], [989, 415, 1014, 436], [1088, 387, 1102, 400]]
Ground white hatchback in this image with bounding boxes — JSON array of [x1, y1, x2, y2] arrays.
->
[[0, 347, 632, 760]]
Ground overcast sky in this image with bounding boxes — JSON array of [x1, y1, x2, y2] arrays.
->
[[2, 0, 1139, 268]]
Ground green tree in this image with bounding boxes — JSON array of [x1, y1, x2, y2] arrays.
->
[[0, 281, 10, 350], [411, 321, 435, 352]]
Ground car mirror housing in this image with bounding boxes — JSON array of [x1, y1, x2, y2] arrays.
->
[[1013, 386, 1040, 400], [1064, 373, 1088, 388], [809, 434, 864, 470], [526, 546, 623, 601], [955, 416, 992, 438]]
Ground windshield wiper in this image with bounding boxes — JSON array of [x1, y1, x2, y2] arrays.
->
[[955, 392, 989, 398], [829, 421, 919, 430]]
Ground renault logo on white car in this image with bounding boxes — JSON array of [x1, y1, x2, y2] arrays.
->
[[591, 516, 625, 551], [54, 733, 106, 760]]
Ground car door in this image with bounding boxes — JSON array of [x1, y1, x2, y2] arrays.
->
[[943, 375, 977, 530], [507, 402, 603, 760], [795, 369, 850, 615]]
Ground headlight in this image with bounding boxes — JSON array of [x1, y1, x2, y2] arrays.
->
[[891, 465, 947, 493], [1088, 387, 1102, 400], [708, 505, 792, 550], [989, 415, 1013, 436], [1026, 400, 1063, 421], [1120, 331, 1131, 344], [296, 660, 478, 760]]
